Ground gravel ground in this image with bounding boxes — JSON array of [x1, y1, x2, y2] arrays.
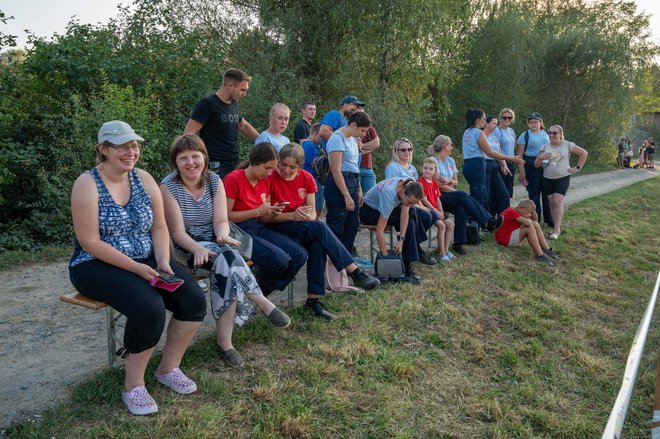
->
[[0, 167, 657, 430]]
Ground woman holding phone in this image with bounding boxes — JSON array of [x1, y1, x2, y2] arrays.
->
[[265, 143, 379, 319]]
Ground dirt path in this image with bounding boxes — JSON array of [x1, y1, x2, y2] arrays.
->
[[0, 167, 657, 430]]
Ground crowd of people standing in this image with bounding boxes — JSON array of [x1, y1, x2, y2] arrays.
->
[[68, 67, 589, 416]]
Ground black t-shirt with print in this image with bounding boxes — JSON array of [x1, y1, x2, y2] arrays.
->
[[190, 94, 243, 164]]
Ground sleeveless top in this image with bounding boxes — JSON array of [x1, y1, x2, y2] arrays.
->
[[161, 171, 219, 241], [462, 128, 484, 159], [69, 167, 154, 267]]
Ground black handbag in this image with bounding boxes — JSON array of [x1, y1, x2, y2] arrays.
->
[[374, 253, 405, 279]]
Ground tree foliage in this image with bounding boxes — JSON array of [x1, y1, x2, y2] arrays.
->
[[0, 0, 656, 250]]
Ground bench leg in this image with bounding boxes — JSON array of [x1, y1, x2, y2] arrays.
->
[[287, 281, 294, 309], [369, 230, 375, 262], [106, 307, 125, 368], [389, 228, 394, 250]]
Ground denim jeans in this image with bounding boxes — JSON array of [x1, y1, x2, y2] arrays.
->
[[463, 157, 487, 210], [324, 172, 360, 253], [439, 190, 492, 244], [359, 167, 377, 194]]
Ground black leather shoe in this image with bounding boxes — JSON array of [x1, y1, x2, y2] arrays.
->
[[418, 249, 437, 265], [485, 215, 503, 232], [305, 299, 335, 320], [452, 243, 467, 255], [350, 268, 380, 290]]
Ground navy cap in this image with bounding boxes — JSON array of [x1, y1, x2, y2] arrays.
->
[[527, 112, 543, 121], [339, 95, 365, 107]]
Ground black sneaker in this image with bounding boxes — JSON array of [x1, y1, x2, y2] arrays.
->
[[401, 274, 421, 285], [535, 254, 556, 266], [544, 248, 560, 260], [305, 299, 335, 320], [452, 243, 467, 255], [485, 215, 503, 232], [350, 268, 380, 290], [406, 268, 421, 281], [418, 248, 437, 265]]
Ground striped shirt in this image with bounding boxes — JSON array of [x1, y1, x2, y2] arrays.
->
[[161, 171, 219, 241]]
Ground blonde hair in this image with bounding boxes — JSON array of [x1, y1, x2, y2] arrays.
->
[[270, 102, 291, 116], [392, 138, 413, 163], [422, 157, 437, 169], [498, 108, 515, 124], [549, 125, 564, 140], [518, 199, 534, 211], [427, 135, 451, 156]]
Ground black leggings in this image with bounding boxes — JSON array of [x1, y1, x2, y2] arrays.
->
[[69, 255, 207, 353]]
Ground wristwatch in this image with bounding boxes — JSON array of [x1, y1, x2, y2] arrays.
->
[[576, 165, 581, 170]]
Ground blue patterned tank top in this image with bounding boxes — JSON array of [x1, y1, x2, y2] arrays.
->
[[69, 167, 154, 267]]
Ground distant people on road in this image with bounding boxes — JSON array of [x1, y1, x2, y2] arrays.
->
[[617, 138, 626, 169], [255, 103, 291, 152], [184, 68, 259, 178], [69, 121, 207, 416], [495, 200, 559, 267], [534, 125, 588, 240], [293, 101, 316, 144], [647, 140, 656, 167]]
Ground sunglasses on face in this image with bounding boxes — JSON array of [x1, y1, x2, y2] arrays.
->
[[502, 116, 513, 120], [548, 131, 560, 136], [398, 148, 413, 152]]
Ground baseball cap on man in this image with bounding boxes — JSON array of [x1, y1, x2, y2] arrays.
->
[[527, 112, 543, 121], [98, 120, 145, 144], [339, 95, 365, 107]]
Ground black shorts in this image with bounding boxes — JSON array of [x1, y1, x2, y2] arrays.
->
[[542, 175, 570, 196]]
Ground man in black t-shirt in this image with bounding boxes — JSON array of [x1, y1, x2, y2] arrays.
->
[[293, 101, 316, 144], [184, 68, 259, 178]]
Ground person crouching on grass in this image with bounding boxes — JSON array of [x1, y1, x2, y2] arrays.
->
[[494, 200, 560, 266], [418, 158, 455, 262]]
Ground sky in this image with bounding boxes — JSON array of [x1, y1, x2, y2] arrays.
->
[[1, 0, 660, 50]]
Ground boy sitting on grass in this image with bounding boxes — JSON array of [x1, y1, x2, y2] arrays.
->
[[495, 200, 559, 266], [418, 158, 455, 262]]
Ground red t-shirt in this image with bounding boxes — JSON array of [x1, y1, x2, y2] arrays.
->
[[223, 169, 270, 211], [495, 207, 522, 246], [269, 169, 317, 212], [359, 126, 378, 169], [418, 177, 441, 210]]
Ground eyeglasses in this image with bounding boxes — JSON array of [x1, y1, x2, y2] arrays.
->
[[502, 116, 513, 120], [398, 148, 413, 152], [111, 144, 141, 154], [548, 131, 560, 136]]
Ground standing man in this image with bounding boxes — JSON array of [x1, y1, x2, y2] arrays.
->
[[359, 125, 380, 193], [184, 68, 259, 178], [293, 101, 316, 144], [319, 95, 365, 150]]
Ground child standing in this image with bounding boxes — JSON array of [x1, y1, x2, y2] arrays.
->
[[418, 158, 455, 262], [302, 123, 325, 219], [495, 200, 559, 266]]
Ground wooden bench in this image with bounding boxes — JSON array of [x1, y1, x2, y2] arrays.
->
[[60, 263, 295, 368], [359, 224, 396, 262]]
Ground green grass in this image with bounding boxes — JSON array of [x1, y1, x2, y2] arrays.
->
[[6, 177, 660, 438], [0, 246, 70, 270]]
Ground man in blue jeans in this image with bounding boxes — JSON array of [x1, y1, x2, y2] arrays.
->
[[359, 125, 381, 193]]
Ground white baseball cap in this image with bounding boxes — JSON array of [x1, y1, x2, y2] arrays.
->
[[97, 120, 144, 144]]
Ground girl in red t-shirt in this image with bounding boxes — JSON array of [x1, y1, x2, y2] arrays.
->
[[266, 144, 379, 320], [224, 142, 307, 298]]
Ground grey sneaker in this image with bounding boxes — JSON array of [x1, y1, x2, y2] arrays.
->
[[544, 248, 560, 260], [267, 308, 291, 329], [215, 346, 245, 367], [535, 254, 556, 266], [418, 249, 437, 266]]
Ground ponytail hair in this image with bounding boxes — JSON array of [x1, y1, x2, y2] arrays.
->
[[346, 110, 371, 128], [427, 135, 451, 156], [465, 108, 485, 129], [401, 179, 423, 199]]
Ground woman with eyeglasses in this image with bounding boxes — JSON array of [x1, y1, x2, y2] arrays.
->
[[493, 108, 517, 197], [69, 121, 207, 415], [534, 125, 588, 240], [462, 109, 524, 210], [385, 138, 419, 180], [483, 115, 512, 216], [516, 112, 553, 227]]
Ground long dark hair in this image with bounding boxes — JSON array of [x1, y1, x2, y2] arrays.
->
[[237, 142, 278, 169], [465, 108, 485, 129]]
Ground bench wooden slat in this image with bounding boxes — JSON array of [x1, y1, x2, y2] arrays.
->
[[60, 292, 108, 310]]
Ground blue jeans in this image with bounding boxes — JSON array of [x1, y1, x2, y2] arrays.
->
[[359, 168, 377, 194], [324, 172, 360, 253], [485, 160, 510, 216], [313, 176, 325, 211], [463, 157, 487, 210], [439, 190, 492, 244], [236, 219, 307, 294], [524, 156, 553, 226], [268, 221, 355, 296], [359, 204, 433, 264]]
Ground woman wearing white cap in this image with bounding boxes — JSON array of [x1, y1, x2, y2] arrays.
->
[[69, 121, 207, 416]]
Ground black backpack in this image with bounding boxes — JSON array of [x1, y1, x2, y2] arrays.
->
[[311, 147, 330, 185]]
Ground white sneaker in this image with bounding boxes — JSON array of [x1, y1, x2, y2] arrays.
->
[[549, 232, 560, 240], [121, 386, 158, 415]]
